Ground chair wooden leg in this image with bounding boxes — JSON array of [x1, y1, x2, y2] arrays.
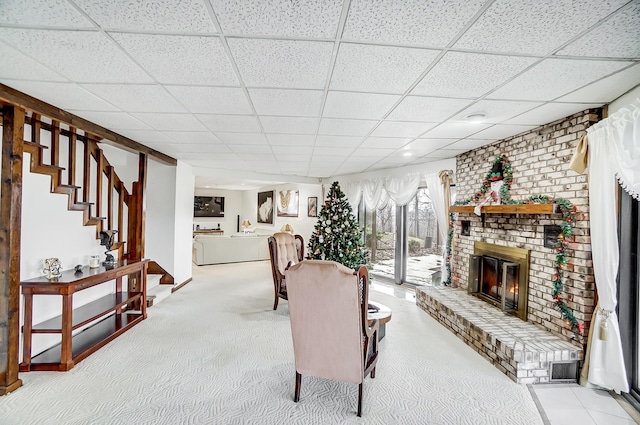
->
[[371, 367, 376, 379], [294, 372, 301, 402], [273, 295, 279, 310], [357, 382, 363, 417]]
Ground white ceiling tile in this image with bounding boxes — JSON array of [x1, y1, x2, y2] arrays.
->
[[0, 29, 151, 83], [117, 129, 175, 144], [74, 0, 217, 33], [0, 43, 67, 82], [353, 148, 396, 157], [210, 0, 342, 37], [315, 135, 363, 147], [343, 0, 486, 46], [229, 144, 273, 154], [453, 100, 542, 123], [164, 131, 221, 144], [3, 81, 118, 111], [271, 145, 313, 155], [175, 152, 239, 160], [214, 132, 268, 144], [198, 115, 261, 132], [556, 2, 640, 58], [445, 138, 494, 151], [454, 0, 629, 55], [422, 122, 491, 138], [236, 153, 276, 161], [111, 34, 237, 85], [185, 159, 245, 168], [359, 137, 411, 149], [504, 102, 602, 126], [228, 39, 333, 89], [372, 121, 436, 138], [425, 149, 467, 159], [274, 154, 309, 162], [80, 84, 186, 112], [556, 64, 640, 103], [330, 43, 439, 93], [388, 96, 472, 122], [131, 113, 207, 131], [266, 134, 315, 146], [470, 124, 537, 140], [318, 118, 377, 136], [70, 111, 151, 130], [165, 86, 252, 114], [412, 52, 537, 97], [404, 138, 458, 153], [171, 143, 232, 153], [260, 116, 317, 134], [313, 147, 354, 157], [488, 58, 633, 101], [0, 0, 94, 27], [323, 92, 401, 120], [248, 89, 323, 116]]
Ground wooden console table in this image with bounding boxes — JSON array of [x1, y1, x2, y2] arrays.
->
[[20, 260, 149, 372]]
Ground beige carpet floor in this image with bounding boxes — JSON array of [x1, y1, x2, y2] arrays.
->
[[0, 261, 543, 424]]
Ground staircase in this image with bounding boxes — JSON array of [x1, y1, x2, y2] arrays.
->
[[22, 113, 174, 304]]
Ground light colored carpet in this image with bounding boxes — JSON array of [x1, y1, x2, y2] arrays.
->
[[0, 261, 543, 424]]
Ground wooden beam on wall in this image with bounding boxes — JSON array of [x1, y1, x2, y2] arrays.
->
[[0, 105, 25, 395], [0, 83, 177, 166]]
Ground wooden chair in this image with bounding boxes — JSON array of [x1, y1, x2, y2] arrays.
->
[[285, 260, 379, 417], [267, 232, 304, 310]]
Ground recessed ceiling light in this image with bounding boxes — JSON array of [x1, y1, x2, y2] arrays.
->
[[403, 151, 413, 157], [204, 185, 210, 188], [465, 113, 486, 124]]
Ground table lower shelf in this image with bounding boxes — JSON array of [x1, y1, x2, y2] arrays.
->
[[20, 311, 144, 372]]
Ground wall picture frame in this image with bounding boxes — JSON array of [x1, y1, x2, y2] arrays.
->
[[277, 189, 299, 217], [257, 191, 274, 224], [308, 197, 318, 217]]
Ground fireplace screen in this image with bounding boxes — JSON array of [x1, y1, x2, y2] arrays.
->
[[470, 252, 525, 319]]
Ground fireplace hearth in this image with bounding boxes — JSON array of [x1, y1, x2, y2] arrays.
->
[[468, 242, 530, 321]]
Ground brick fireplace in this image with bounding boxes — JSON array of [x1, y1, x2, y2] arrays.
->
[[417, 108, 600, 383]]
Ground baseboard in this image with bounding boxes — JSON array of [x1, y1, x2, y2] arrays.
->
[[172, 277, 192, 293]]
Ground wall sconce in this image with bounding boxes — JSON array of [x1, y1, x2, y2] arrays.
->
[[281, 223, 294, 234], [241, 219, 251, 233]]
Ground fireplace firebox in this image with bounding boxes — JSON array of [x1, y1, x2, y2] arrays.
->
[[468, 242, 530, 321]]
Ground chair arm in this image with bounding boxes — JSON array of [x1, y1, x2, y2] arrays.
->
[[365, 318, 379, 340]]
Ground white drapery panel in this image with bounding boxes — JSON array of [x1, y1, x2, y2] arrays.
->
[[362, 178, 385, 211], [424, 172, 449, 281], [585, 98, 640, 393], [384, 173, 422, 206], [342, 180, 363, 211]]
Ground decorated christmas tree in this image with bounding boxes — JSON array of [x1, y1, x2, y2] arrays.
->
[[307, 181, 369, 269]]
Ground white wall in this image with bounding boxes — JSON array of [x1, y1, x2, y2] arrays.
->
[[146, 159, 177, 276], [240, 183, 323, 244], [194, 188, 243, 234], [173, 161, 194, 284]]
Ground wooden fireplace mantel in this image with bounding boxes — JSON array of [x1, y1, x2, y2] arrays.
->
[[449, 204, 561, 215]]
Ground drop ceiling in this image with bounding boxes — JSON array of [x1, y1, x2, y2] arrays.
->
[[0, 0, 638, 189]]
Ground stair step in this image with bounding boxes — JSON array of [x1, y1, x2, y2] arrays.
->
[[70, 202, 93, 211], [147, 283, 172, 307], [24, 141, 49, 150], [54, 184, 80, 194]]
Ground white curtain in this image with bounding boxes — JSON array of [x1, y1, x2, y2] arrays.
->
[[424, 171, 449, 281], [385, 173, 422, 206], [586, 98, 640, 393], [342, 180, 363, 211], [362, 178, 385, 211]]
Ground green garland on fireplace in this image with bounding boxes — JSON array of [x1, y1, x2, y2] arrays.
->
[[446, 155, 583, 334]]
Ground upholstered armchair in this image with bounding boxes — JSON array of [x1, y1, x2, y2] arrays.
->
[[285, 260, 379, 417], [267, 232, 304, 310]]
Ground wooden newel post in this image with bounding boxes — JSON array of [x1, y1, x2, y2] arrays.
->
[[0, 105, 25, 395], [127, 153, 147, 306]]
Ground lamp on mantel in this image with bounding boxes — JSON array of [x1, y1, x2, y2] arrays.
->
[[281, 223, 294, 235], [242, 219, 251, 233]]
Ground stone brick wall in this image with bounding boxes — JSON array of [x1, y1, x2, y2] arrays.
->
[[452, 108, 601, 346]]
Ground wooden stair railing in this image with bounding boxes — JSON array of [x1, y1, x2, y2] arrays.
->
[[21, 113, 172, 285]]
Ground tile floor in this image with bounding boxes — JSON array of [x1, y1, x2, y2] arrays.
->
[[370, 282, 640, 425]]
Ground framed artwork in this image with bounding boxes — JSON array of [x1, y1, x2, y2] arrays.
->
[[257, 191, 274, 224], [308, 197, 318, 217], [194, 196, 225, 217], [277, 189, 299, 217]]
